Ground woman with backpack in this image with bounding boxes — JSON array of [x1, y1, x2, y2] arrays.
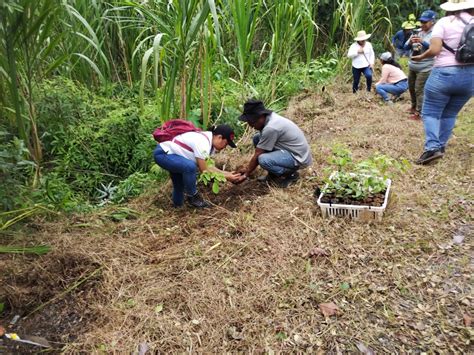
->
[[153, 124, 242, 208], [411, 0, 474, 165], [374, 52, 409, 104]]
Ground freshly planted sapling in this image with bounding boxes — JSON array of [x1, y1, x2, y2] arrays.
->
[[198, 157, 226, 194]]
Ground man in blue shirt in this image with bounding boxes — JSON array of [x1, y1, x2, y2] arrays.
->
[[392, 21, 415, 58]]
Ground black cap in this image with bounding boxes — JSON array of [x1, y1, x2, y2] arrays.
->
[[239, 99, 272, 123], [212, 124, 236, 148]]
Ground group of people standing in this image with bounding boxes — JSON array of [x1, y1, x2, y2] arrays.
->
[[154, 0, 473, 209], [348, 0, 473, 165]]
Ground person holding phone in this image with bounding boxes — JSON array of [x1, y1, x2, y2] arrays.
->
[[347, 30, 375, 93], [403, 10, 437, 120]]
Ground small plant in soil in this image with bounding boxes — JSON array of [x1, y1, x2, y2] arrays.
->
[[198, 157, 226, 194], [321, 145, 409, 206]]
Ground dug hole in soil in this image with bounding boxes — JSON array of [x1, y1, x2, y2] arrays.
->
[[1, 83, 473, 353]]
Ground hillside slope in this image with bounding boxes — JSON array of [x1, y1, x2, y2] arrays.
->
[[1, 86, 472, 353]]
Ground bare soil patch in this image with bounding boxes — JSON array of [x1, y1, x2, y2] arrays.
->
[[1, 85, 473, 353]]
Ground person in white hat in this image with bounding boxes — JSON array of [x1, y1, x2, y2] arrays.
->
[[347, 30, 375, 93], [374, 52, 408, 104], [411, 0, 474, 165]]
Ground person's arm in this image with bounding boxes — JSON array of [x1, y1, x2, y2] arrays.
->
[[242, 148, 266, 177], [411, 37, 442, 61], [196, 158, 242, 183], [375, 65, 389, 86], [368, 44, 375, 68], [391, 32, 397, 45], [403, 36, 413, 50], [347, 43, 358, 59]]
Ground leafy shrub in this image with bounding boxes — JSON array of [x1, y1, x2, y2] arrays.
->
[[0, 134, 35, 210], [112, 172, 155, 204]]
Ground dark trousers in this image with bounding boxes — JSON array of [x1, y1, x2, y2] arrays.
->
[[352, 66, 373, 93], [408, 69, 431, 113]]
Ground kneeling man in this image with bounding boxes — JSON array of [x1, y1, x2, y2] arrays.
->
[[238, 99, 313, 188]]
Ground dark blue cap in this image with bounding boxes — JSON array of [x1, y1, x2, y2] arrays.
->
[[419, 10, 436, 22]]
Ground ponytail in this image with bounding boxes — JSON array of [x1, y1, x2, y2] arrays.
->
[[383, 58, 402, 69]]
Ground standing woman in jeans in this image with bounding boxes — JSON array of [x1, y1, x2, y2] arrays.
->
[[154, 124, 242, 208], [347, 30, 375, 93], [412, 0, 474, 165], [374, 52, 409, 104]]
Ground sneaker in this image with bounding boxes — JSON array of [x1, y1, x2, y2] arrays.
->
[[271, 172, 300, 188], [409, 112, 421, 121], [415, 150, 444, 165], [386, 100, 394, 106], [187, 192, 211, 208]]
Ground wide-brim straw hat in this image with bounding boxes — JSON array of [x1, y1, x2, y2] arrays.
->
[[354, 30, 372, 41], [440, 0, 474, 11]]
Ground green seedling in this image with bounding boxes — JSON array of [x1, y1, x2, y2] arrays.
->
[[322, 145, 409, 200], [198, 157, 226, 194]]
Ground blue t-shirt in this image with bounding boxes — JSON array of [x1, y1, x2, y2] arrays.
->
[[392, 30, 411, 50]]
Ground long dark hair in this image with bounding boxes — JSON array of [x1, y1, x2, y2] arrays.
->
[[382, 58, 402, 69]]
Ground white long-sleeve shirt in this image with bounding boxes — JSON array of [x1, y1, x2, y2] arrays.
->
[[347, 42, 375, 69]]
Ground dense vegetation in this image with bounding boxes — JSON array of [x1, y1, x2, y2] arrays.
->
[[1, 0, 441, 216]]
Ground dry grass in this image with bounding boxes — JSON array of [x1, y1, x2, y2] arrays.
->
[[1, 85, 473, 353]]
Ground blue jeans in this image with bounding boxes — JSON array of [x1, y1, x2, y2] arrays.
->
[[352, 66, 373, 93], [153, 145, 198, 207], [422, 66, 474, 151], [253, 134, 298, 176], [376, 79, 408, 101]]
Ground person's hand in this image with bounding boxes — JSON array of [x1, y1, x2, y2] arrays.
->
[[411, 37, 421, 44], [358, 48, 364, 54], [228, 172, 246, 184], [411, 55, 423, 61], [237, 167, 247, 175]]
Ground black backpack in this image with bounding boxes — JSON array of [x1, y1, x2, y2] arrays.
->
[[443, 17, 474, 64]]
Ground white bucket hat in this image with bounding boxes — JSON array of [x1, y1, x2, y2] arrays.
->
[[440, 0, 474, 11], [354, 30, 372, 41]]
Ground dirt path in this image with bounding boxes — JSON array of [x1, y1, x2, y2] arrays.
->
[[1, 86, 473, 353]]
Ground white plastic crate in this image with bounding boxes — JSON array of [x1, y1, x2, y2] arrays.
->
[[317, 179, 391, 221]]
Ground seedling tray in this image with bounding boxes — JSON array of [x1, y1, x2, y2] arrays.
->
[[317, 179, 391, 221]]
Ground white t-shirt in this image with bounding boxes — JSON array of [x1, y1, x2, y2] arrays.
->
[[159, 131, 213, 161], [347, 42, 375, 68]]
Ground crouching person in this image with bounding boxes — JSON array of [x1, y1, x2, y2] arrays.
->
[[375, 52, 409, 104], [154, 124, 242, 208], [238, 99, 313, 188]]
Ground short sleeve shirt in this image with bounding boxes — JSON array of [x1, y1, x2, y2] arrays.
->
[[257, 113, 313, 167], [431, 13, 473, 67], [159, 131, 213, 161]]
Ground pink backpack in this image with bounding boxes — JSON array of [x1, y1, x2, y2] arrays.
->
[[152, 119, 209, 152]]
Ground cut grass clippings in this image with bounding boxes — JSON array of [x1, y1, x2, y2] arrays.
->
[[0, 84, 472, 353]]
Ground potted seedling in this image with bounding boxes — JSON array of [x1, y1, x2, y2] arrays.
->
[[317, 145, 408, 220]]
